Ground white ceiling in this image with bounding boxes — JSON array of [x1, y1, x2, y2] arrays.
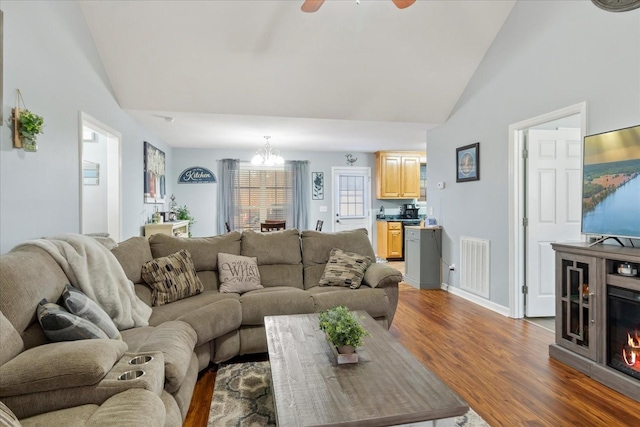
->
[[80, 0, 515, 153]]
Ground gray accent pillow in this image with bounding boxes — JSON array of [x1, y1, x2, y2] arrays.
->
[[141, 249, 204, 306], [62, 284, 121, 339], [319, 248, 373, 289], [218, 252, 263, 294], [37, 299, 109, 341]]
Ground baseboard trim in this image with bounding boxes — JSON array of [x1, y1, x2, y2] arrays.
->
[[442, 284, 510, 317]]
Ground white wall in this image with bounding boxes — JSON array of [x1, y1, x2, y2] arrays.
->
[[426, 2, 640, 308], [0, 1, 172, 253]]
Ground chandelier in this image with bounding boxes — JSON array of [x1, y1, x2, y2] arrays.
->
[[251, 136, 284, 166]]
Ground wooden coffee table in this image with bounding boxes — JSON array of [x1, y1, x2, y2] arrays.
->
[[265, 312, 468, 426]]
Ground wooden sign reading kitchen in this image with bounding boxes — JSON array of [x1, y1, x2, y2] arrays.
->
[[178, 167, 217, 184]]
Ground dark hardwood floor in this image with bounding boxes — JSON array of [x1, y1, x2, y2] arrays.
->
[[184, 283, 640, 427]]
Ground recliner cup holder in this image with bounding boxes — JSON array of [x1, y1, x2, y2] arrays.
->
[[118, 370, 145, 381], [128, 355, 154, 365]]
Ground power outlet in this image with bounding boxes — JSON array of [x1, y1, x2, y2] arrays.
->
[[449, 264, 455, 271]]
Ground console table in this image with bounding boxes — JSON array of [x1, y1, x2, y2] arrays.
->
[[143, 220, 189, 238], [550, 242, 640, 401]]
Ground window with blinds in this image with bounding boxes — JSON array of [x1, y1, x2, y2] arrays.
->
[[234, 165, 292, 231]]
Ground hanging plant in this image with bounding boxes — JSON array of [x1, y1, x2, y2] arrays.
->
[[11, 90, 45, 152], [17, 109, 45, 151]]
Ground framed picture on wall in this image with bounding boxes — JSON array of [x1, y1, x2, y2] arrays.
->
[[144, 141, 166, 203], [456, 142, 480, 183], [312, 172, 324, 200], [82, 160, 99, 186]]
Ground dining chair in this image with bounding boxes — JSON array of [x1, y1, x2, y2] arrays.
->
[[260, 221, 286, 232]]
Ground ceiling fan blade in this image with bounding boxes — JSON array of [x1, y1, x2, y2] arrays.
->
[[301, 0, 326, 13], [391, 0, 416, 9]]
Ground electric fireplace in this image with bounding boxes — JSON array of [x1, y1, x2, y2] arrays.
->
[[550, 242, 640, 402], [608, 286, 640, 380]]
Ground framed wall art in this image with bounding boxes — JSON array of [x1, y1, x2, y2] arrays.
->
[[312, 172, 324, 200], [144, 141, 166, 203], [456, 142, 480, 183], [82, 160, 99, 186]]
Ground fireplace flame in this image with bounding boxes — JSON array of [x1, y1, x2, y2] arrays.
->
[[622, 329, 640, 367]]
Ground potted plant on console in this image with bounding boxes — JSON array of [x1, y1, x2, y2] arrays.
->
[[176, 205, 195, 237], [319, 305, 368, 364]]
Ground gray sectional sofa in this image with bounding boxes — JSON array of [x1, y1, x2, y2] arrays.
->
[[0, 228, 402, 426]]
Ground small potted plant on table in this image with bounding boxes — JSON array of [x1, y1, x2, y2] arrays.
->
[[319, 305, 369, 364]]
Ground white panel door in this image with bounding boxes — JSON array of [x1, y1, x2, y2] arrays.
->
[[331, 167, 371, 239], [526, 129, 582, 317]]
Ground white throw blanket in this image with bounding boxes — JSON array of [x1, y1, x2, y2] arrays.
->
[[15, 234, 152, 330]]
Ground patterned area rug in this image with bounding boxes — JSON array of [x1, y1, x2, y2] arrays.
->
[[208, 361, 490, 427]]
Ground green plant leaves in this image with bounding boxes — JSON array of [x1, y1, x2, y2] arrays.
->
[[318, 306, 368, 348], [18, 110, 44, 137]]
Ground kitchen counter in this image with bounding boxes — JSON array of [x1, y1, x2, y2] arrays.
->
[[376, 217, 426, 222]]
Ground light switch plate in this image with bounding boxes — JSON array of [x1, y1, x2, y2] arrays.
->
[[437, 182, 445, 189], [319, 206, 328, 212]]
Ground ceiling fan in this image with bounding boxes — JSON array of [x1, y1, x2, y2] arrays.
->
[[302, 0, 416, 13]]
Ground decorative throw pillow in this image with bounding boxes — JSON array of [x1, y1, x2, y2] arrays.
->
[[37, 299, 110, 341], [319, 248, 373, 289], [217, 252, 263, 294], [141, 249, 204, 306], [62, 284, 121, 339]]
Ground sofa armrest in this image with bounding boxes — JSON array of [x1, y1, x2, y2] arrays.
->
[[363, 263, 402, 289], [134, 321, 197, 394], [363, 263, 401, 327], [19, 387, 168, 427], [86, 388, 166, 427], [0, 339, 128, 397], [3, 350, 165, 420]]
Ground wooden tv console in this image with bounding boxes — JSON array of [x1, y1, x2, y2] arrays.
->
[[549, 242, 640, 402]]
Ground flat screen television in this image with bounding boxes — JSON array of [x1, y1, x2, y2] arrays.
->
[[581, 124, 640, 241]]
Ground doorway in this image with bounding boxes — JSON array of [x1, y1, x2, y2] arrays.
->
[[508, 103, 587, 319], [79, 112, 122, 242], [331, 167, 372, 238]]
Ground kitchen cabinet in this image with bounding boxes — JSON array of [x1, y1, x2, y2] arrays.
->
[[404, 226, 442, 289], [375, 151, 421, 199], [376, 221, 403, 260]]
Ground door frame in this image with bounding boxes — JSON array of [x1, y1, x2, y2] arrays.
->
[[78, 112, 122, 242], [508, 102, 587, 319]]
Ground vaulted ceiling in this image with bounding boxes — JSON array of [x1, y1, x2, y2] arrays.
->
[[80, 0, 515, 152]]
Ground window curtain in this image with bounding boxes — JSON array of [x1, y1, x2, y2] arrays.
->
[[217, 159, 239, 234], [286, 160, 309, 230]]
